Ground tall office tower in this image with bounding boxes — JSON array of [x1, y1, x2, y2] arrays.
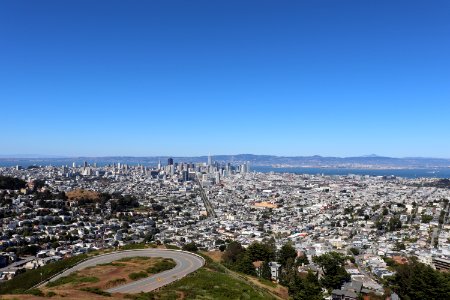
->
[[93, 162, 97, 168], [247, 161, 250, 173], [72, 162, 76, 168], [118, 163, 121, 170], [208, 153, 212, 166], [241, 163, 247, 173], [182, 170, 189, 182], [168, 158, 174, 165], [158, 160, 161, 170], [83, 161, 88, 168], [215, 172, 220, 184]]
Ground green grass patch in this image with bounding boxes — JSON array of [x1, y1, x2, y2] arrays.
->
[[164, 244, 181, 250], [46, 272, 99, 287], [0, 254, 88, 294], [46, 291, 57, 297], [129, 271, 148, 280], [80, 287, 111, 297], [117, 256, 151, 262], [23, 288, 44, 297], [124, 292, 157, 300], [258, 278, 277, 288], [119, 243, 157, 250], [98, 262, 126, 267], [147, 259, 176, 274], [153, 268, 276, 300]]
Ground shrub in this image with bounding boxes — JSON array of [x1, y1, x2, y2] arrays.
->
[[80, 287, 111, 297], [129, 271, 148, 280], [46, 273, 99, 287], [147, 259, 176, 274]]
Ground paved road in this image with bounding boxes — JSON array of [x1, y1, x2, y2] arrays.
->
[[43, 249, 204, 294], [195, 177, 217, 218]]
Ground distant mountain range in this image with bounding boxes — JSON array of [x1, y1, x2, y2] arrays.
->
[[0, 154, 450, 168]]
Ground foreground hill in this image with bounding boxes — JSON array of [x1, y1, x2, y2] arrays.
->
[[0, 251, 280, 300]]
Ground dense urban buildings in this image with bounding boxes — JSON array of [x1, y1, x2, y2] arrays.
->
[[0, 156, 449, 299]]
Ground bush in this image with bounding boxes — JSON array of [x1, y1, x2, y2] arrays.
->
[[106, 278, 127, 287], [165, 244, 181, 250], [147, 259, 176, 274], [182, 242, 198, 252], [129, 271, 148, 280], [46, 291, 57, 297], [124, 292, 157, 300], [349, 248, 360, 255], [46, 273, 99, 287], [24, 289, 44, 297], [80, 287, 111, 297]]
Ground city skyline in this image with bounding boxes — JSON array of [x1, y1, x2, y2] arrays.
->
[[1, 1, 450, 157]]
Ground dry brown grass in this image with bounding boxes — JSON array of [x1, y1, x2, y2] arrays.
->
[[202, 250, 223, 262], [1, 257, 168, 300], [66, 189, 100, 201]]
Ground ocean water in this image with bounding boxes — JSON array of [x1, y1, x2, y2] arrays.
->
[[252, 166, 450, 179], [1, 159, 449, 179]]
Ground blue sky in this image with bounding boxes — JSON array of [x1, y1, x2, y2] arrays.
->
[[1, 1, 449, 157]]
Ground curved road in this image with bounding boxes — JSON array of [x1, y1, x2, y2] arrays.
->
[[43, 249, 204, 294]]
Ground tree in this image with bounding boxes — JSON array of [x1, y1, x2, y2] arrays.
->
[[387, 257, 450, 300], [247, 241, 275, 262], [349, 248, 360, 256], [235, 253, 256, 276], [278, 242, 297, 267], [261, 261, 272, 280], [296, 254, 309, 266], [0, 176, 26, 190], [313, 252, 350, 290], [222, 241, 245, 265], [394, 242, 406, 251], [288, 271, 323, 300], [387, 216, 402, 232], [182, 242, 198, 252], [219, 244, 226, 252], [421, 215, 433, 224]]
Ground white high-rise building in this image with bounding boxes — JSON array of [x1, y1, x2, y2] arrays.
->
[[208, 153, 212, 166]]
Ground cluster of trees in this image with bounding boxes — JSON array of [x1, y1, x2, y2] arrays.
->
[[0, 175, 26, 190], [312, 252, 351, 290], [387, 257, 450, 299], [221, 240, 351, 299], [182, 242, 198, 252], [374, 215, 402, 232], [421, 179, 450, 189]]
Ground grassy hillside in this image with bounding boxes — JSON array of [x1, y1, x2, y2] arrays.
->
[[140, 254, 278, 300], [0, 253, 281, 300]]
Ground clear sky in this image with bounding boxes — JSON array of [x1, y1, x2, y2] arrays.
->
[[1, 1, 449, 158]]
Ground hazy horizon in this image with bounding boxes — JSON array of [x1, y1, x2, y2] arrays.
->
[[1, 153, 450, 160]]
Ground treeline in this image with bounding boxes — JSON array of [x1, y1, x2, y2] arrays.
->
[[420, 179, 450, 189], [221, 240, 351, 299], [386, 257, 450, 299], [35, 190, 139, 212], [0, 176, 26, 190]]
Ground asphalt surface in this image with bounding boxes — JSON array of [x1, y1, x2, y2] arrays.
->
[[44, 249, 205, 294]]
